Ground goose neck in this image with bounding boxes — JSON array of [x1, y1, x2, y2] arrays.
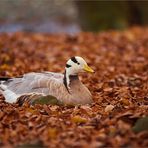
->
[[63, 71, 79, 92]]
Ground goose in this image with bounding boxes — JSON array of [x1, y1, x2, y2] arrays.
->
[[0, 56, 94, 105]]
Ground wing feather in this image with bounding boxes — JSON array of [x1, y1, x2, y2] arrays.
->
[[0, 72, 64, 103]]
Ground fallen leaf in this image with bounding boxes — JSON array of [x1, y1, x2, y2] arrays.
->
[[105, 105, 114, 112]]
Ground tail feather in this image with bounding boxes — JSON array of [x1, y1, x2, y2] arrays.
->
[[0, 77, 12, 88], [0, 77, 18, 103], [0, 77, 10, 90], [0, 77, 11, 81]]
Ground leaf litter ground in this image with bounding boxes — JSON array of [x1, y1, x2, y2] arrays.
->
[[0, 27, 148, 147]]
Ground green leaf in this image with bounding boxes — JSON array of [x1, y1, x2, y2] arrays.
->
[[31, 95, 63, 106], [132, 116, 148, 133]]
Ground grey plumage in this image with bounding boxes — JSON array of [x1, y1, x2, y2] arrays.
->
[[0, 72, 92, 105]]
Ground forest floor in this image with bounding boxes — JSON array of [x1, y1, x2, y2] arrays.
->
[[0, 27, 148, 147]]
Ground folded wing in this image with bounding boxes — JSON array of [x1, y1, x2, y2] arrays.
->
[[0, 72, 64, 103]]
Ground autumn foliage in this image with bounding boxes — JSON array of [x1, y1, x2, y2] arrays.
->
[[0, 27, 148, 147]]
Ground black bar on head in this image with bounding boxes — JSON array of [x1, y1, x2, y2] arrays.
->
[[66, 64, 71, 68], [71, 57, 80, 65]]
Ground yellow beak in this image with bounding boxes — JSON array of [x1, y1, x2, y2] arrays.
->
[[83, 65, 94, 73]]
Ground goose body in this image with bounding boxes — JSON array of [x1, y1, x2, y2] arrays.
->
[[0, 56, 94, 105]]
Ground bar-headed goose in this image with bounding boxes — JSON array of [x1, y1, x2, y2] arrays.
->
[[0, 56, 94, 105]]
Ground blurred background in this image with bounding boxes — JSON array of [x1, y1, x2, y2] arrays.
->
[[0, 0, 148, 34]]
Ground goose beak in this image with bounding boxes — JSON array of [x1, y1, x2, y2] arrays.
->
[[83, 65, 94, 73]]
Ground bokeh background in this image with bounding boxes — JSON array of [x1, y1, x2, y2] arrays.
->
[[0, 0, 148, 34]]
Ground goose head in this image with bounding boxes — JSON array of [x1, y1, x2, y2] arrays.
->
[[65, 56, 94, 76], [63, 56, 94, 92]]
